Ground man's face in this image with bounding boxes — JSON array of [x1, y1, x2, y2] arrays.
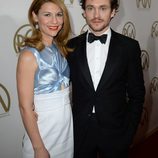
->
[[83, 0, 115, 36]]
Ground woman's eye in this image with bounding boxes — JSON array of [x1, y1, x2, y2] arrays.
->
[[56, 12, 63, 17], [44, 13, 51, 17]]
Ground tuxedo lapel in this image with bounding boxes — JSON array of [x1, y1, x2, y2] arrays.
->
[[96, 31, 119, 92], [77, 33, 94, 90]]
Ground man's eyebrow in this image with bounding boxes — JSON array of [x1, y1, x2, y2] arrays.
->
[[86, 4, 109, 8]]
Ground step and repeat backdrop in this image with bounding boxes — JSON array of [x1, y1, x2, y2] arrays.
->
[[0, 0, 158, 157]]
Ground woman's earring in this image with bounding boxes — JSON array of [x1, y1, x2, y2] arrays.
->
[[35, 22, 39, 30]]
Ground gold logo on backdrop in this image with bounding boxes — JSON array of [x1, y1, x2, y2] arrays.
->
[[0, 84, 11, 117], [136, 0, 151, 8], [118, 0, 120, 6], [122, 22, 136, 39], [80, 24, 88, 34], [151, 21, 158, 38], [70, 0, 74, 4], [13, 24, 32, 54], [140, 106, 148, 126], [150, 77, 158, 94], [62, 0, 74, 4], [141, 50, 149, 70]]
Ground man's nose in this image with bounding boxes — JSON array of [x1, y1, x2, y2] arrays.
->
[[94, 8, 100, 18]]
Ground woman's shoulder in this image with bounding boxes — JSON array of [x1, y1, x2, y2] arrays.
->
[[18, 47, 38, 64]]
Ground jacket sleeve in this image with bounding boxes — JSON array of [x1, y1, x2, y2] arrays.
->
[[126, 40, 145, 140]]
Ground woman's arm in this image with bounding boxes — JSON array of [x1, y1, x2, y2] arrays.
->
[[16, 50, 50, 158]]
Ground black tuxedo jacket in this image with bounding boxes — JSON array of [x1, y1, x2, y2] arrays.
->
[[67, 29, 145, 148]]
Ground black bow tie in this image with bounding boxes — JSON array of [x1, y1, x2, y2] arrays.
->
[[88, 33, 107, 44]]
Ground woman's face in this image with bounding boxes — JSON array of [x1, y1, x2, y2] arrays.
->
[[33, 2, 64, 45]]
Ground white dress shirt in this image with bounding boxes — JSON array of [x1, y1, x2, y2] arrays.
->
[[86, 27, 111, 112]]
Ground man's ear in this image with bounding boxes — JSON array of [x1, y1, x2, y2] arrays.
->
[[111, 9, 116, 18], [82, 11, 86, 19]]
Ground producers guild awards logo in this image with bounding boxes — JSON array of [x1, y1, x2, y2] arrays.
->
[[151, 21, 158, 38], [122, 22, 136, 39], [13, 24, 32, 54], [150, 77, 158, 94], [140, 106, 148, 126], [118, 0, 120, 6], [136, 0, 151, 8], [0, 84, 11, 117], [62, 0, 75, 5], [141, 50, 149, 70]]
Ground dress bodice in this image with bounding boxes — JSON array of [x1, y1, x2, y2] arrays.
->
[[23, 44, 70, 95]]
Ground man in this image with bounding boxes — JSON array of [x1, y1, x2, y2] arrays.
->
[[67, 0, 145, 157]]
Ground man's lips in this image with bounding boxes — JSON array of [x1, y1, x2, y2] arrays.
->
[[92, 20, 103, 23], [91, 18, 103, 23]]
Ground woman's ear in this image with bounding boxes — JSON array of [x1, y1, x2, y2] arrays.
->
[[32, 11, 38, 22]]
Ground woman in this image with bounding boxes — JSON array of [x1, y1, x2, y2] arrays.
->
[[16, 0, 73, 158]]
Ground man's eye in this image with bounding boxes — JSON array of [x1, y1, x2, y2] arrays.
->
[[86, 7, 93, 11], [101, 7, 106, 10], [100, 7, 109, 11]]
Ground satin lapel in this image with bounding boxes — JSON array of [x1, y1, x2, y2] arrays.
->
[[77, 33, 94, 89], [96, 31, 118, 92]]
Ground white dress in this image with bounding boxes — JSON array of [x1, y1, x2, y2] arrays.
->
[[21, 45, 74, 158]]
